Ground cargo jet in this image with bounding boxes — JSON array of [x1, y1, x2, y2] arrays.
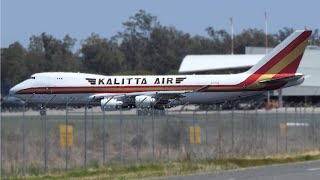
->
[[9, 30, 312, 114]]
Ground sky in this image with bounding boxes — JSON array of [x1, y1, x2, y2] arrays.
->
[[1, 0, 320, 48]]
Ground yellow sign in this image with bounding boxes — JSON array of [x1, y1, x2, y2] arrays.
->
[[189, 125, 201, 144], [60, 124, 73, 147], [279, 122, 286, 138]]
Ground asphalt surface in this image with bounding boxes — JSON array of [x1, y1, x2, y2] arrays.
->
[[158, 160, 320, 180]]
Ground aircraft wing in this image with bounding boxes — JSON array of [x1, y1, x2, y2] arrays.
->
[[89, 85, 210, 100]]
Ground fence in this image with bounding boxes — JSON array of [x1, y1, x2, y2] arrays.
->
[[1, 105, 320, 176]]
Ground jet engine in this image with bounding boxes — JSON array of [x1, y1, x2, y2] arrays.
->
[[135, 95, 156, 108], [101, 98, 123, 111]]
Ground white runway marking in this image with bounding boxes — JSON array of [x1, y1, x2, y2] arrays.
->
[[307, 167, 320, 171]]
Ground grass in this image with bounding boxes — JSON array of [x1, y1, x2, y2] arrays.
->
[[5, 151, 320, 180]]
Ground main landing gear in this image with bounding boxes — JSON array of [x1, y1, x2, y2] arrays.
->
[[40, 106, 47, 116]]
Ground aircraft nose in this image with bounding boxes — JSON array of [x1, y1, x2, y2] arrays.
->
[[9, 86, 18, 95]]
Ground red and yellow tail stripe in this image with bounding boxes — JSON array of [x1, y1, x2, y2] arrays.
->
[[240, 30, 311, 89]]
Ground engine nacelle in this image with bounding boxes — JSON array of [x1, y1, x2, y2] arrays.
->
[[101, 98, 123, 111], [135, 95, 156, 108]]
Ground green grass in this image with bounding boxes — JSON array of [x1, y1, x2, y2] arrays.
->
[[5, 151, 320, 180]]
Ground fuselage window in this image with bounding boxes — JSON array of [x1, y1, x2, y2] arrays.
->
[[30, 76, 35, 79]]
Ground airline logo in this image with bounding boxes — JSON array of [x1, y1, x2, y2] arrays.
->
[[176, 77, 187, 84], [85, 78, 96, 85], [85, 77, 187, 85]]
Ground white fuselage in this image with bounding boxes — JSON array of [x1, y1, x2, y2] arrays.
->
[[10, 72, 264, 106]]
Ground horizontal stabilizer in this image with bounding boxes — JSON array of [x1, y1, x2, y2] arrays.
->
[[259, 74, 303, 85]]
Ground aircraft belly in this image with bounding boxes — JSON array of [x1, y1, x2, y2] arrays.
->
[[180, 92, 260, 104], [15, 91, 263, 107], [15, 94, 95, 106]]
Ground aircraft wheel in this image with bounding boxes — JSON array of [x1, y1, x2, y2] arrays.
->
[[40, 107, 46, 116]]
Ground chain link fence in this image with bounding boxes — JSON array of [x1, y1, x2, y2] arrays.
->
[[1, 104, 320, 176]]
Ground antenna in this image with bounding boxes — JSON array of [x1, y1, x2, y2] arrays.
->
[[230, 17, 234, 55], [264, 10, 268, 54], [265, 10, 271, 104]]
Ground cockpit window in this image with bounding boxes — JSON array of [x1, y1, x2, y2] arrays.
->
[[30, 76, 35, 79]]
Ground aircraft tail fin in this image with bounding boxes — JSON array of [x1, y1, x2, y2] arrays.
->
[[245, 30, 312, 77]]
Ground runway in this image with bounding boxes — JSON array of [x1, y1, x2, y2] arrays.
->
[[159, 160, 320, 180]]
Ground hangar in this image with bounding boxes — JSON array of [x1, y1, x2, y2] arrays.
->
[[178, 46, 320, 106]]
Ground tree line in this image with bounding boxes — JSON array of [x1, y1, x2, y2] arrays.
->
[[1, 10, 320, 95]]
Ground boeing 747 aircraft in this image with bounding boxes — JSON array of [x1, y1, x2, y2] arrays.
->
[[9, 30, 312, 115]]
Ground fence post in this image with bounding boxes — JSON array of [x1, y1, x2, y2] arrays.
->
[[119, 104, 123, 164], [91, 108, 94, 128], [84, 106, 87, 168], [152, 97, 163, 161], [101, 96, 115, 165], [276, 108, 280, 154], [231, 106, 235, 154], [166, 108, 169, 160], [119, 97, 130, 164], [303, 105, 307, 151], [294, 103, 298, 152], [316, 104, 320, 149], [312, 105, 316, 149], [285, 104, 288, 153], [179, 102, 189, 158], [22, 102, 26, 175], [192, 109, 196, 152], [217, 105, 222, 158], [136, 110, 140, 163], [135, 97, 148, 162], [43, 95, 56, 172], [84, 97, 95, 168], [21, 94, 34, 174], [205, 110, 209, 153], [102, 110, 106, 165], [299, 103, 304, 152], [264, 106, 269, 155], [65, 97, 75, 171], [241, 104, 247, 155]]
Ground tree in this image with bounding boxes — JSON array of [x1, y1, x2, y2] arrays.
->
[[81, 33, 124, 75], [234, 28, 277, 54], [206, 27, 231, 54], [26, 33, 80, 73], [144, 26, 195, 74], [117, 10, 160, 71], [275, 27, 294, 42], [310, 29, 320, 46], [1, 42, 27, 95]]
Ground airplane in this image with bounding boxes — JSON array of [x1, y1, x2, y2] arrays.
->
[[9, 30, 312, 115]]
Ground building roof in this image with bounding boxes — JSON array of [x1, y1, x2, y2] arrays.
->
[[178, 55, 264, 73]]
